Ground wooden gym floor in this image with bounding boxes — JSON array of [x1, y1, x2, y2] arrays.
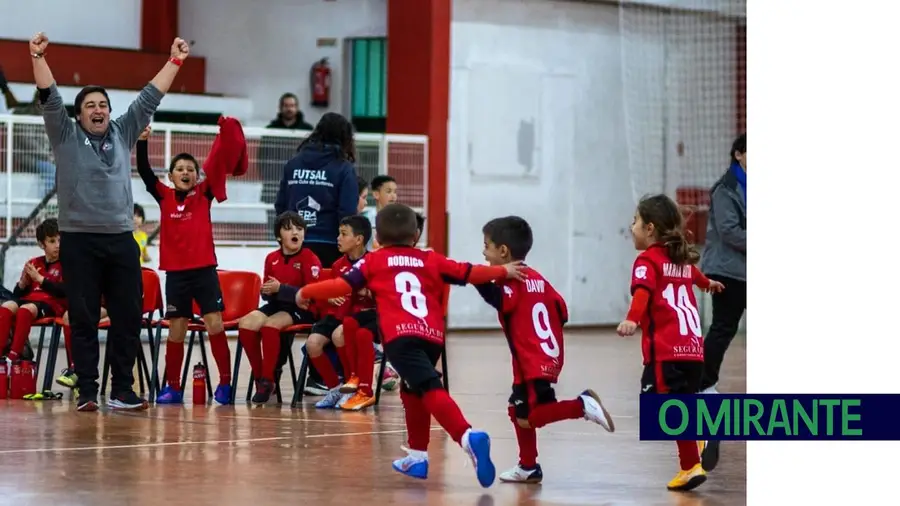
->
[[0, 329, 746, 506]]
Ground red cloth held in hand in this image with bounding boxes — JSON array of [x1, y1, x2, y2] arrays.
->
[[204, 116, 249, 203]]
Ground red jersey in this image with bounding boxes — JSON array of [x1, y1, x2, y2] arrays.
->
[[13, 256, 66, 315], [342, 246, 475, 345], [322, 253, 375, 318], [475, 266, 567, 383], [263, 247, 322, 307], [630, 244, 704, 364], [153, 180, 217, 272]]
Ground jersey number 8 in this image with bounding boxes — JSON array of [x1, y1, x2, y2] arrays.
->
[[395, 272, 428, 319], [532, 302, 560, 358]]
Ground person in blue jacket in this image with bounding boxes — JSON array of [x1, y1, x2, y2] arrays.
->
[[275, 112, 359, 266]]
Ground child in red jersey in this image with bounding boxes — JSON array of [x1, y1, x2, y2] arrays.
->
[[136, 124, 247, 405], [617, 194, 724, 492], [0, 219, 66, 363], [473, 216, 615, 484], [307, 215, 376, 410], [295, 203, 525, 488], [237, 211, 322, 404]]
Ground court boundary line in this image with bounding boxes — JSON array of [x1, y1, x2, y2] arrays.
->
[[0, 427, 438, 455]]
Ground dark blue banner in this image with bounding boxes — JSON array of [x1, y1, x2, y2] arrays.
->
[[639, 394, 900, 441]]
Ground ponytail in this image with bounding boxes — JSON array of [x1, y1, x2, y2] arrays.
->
[[661, 229, 700, 266]]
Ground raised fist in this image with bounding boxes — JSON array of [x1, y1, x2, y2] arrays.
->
[[170, 37, 190, 61], [30, 32, 49, 55]]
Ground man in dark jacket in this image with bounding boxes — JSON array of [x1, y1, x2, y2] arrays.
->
[[696, 133, 745, 472], [258, 93, 314, 227]]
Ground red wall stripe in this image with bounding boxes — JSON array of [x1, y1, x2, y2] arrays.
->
[[142, 0, 179, 54], [386, 0, 451, 255], [736, 22, 746, 134], [0, 39, 205, 94]]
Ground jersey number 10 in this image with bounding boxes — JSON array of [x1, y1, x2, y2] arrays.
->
[[661, 283, 702, 337]]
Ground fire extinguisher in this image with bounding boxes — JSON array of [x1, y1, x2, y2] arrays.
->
[[192, 363, 208, 405], [310, 58, 331, 108]]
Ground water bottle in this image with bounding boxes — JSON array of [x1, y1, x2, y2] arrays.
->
[[192, 363, 207, 405]]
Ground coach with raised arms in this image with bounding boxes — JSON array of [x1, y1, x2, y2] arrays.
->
[[30, 31, 189, 412]]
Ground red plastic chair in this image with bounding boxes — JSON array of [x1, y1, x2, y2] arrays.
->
[[160, 270, 261, 403], [235, 269, 329, 404], [98, 267, 163, 397]]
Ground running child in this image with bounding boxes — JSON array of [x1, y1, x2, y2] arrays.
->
[[617, 194, 724, 492], [237, 211, 321, 404], [294, 203, 526, 488], [0, 218, 65, 363], [137, 122, 247, 405], [473, 216, 615, 484]]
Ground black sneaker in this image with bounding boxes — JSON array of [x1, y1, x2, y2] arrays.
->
[[304, 378, 328, 396], [701, 440, 720, 472], [252, 379, 275, 405], [77, 393, 99, 412], [108, 390, 149, 411]]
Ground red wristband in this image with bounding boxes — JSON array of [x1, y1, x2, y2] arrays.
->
[[168, 57, 183, 67]]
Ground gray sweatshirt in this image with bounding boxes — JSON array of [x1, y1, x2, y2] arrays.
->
[[41, 83, 163, 233]]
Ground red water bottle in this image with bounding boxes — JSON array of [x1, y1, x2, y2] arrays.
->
[[0, 361, 8, 399], [9, 362, 22, 399], [192, 363, 207, 405], [21, 361, 36, 397]]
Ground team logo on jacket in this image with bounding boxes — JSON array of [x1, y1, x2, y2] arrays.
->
[[296, 196, 320, 227]]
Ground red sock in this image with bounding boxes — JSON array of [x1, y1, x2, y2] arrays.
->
[[355, 328, 375, 396], [260, 326, 281, 382], [336, 345, 353, 379], [9, 309, 35, 358], [238, 328, 262, 377], [400, 389, 432, 451], [508, 405, 538, 468], [342, 318, 358, 376], [0, 307, 15, 355], [676, 441, 700, 470], [63, 325, 74, 369], [309, 353, 340, 388], [528, 399, 585, 429], [165, 340, 184, 390], [421, 388, 471, 445], [207, 330, 231, 385]]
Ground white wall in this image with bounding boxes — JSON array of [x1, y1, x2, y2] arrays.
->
[[179, 0, 387, 126], [0, 0, 142, 49], [447, 0, 742, 327]]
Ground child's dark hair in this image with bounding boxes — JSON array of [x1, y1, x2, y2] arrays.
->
[[168, 153, 199, 173], [482, 216, 533, 261], [273, 211, 306, 240], [371, 175, 396, 192], [133, 203, 145, 220], [637, 194, 699, 265], [297, 112, 357, 163], [35, 218, 59, 244], [357, 176, 369, 197], [415, 213, 425, 235], [375, 204, 418, 246], [340, 215, 373, 246], [731, 133, 746, 162]]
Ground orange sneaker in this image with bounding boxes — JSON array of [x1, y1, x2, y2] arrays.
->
[[339, 375, 360, 394], [340, 391, 376, 411]]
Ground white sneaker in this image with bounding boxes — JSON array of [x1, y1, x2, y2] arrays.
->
[[499, 464, 543, 483], [315, 387, 344, 409], [579, 389, 615, 432]]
